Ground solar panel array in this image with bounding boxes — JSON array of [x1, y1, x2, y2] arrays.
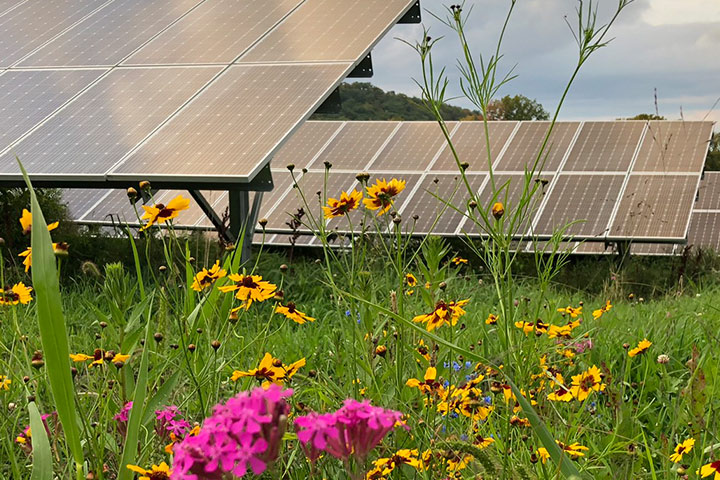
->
[[65, 119, 714, 255], [0, 0, 417, 188]]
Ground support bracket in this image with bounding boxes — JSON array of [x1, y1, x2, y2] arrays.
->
[[398, 1, 421, 23], [347, 53, 373, 78]]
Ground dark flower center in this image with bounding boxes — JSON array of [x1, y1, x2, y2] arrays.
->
[[1, 292, 19, 302], [240, 277, 259, 289]]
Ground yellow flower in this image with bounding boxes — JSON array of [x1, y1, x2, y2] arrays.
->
[[537, 447, 550, 464], [485, 313, 498, 325], [557, 305, 582, 317], [406, 367, 443, 395], [191, 260, 226, 292], [628, 338, 652, 357], [547, 380, 573, 402], [547, 324, 574, 339], [19, 209, 58, 235], [275, 302, 315, 324], [231, 353, 304, 388], [405, 273, 418, 287], [126, 462, 171, 480], [537, 442, 588, 463], [412, 300, 469, 332], [363, 178, 406, 215], [699, 460, 720, 479], [0, 375, 10, 390], [18, 244, 68, 272], [368, 449, 422, 477], [323, 189, 363, 219], [451, 257, 468, 265], [112, 353, 130, 364], [219, 274, 277, 309], [475, 436, 495, 449], [0, 283, 33, 306], [592, 300, 612, 319], [139, 195, 190, 231], [515, 321, 534, 335], [569, 365, 605, 401], [69, 353, 93, 362], [491, 202, 504, 219], [670, 438, 695, 463]]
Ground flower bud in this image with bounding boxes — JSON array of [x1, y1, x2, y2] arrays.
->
[[211, 340, 221, 350], [139, 180, 151, 191], [286, 164, 295, 172], [492, 202, 504, 220], [375, 345, 387, 357], [126, 187, 138, 201], [259, 218, 268, 228], [188, 344, 196, 353], [154, 332, 164, 342]]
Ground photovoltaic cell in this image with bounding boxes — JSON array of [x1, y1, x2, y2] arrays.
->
[[239, 0, 415, 63], [0, 0, 107, 67], [367, 122, 455, 171], [696, 172, 720, 210], [534, 174, 624, 237], [271, 121, 344, 170], [0, 67, 220, 177], [309, 122, 398, 170], [494, 121, 579, 172], [609, 174, 698, 240], [688, 212, 720, 251], [632, 121, 713, 173], [125, 0, 302, 65], [0, 69, 105, 152], [110, 63, 350, 181], [0, 0, 24, 16], [431, 121, 516, 172], [61, 188, 109, 219], [402, 174, 486, 234], [563, 121, 645, 172], [20, 0, 202, 67]]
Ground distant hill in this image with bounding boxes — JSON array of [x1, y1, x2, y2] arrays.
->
[[311, 82, 479, 121]]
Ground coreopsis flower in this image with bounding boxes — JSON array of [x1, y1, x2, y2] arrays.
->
[[18, 244, 68, 272], [405, 273, 418, 287], [547, 375, 573, 402], [412, 299, 469, 332], [69, 353, 93, 362], [275, 302, 315, 324], [366, 449, 422, 479], [557, 305, 582, 317], [19, 209, 58, 235], [446, 453, 474, 474], [592, 300, 612, 319], [491, 202, 504, 219], [670, 438, 695, 463], [406, 367, 444, 396], [323, 189, 363, 218], [537, 447, 551, 464], [0, 375, 10, 390], [0, 283, 33, 306], [547, 324, 574, 339], [231, 353, 305, 388], [485, 313, 498, 325], [126, 462, 171, 480], [558, 441, 589, 458], [475, 436, 495, 449], [569, 365, 605, 401], [699, 460, 720, 479], [510, 415, 531, 427], [139, 194, 190, 231], [295, 398, 406, 463], [515, 321, 534, 335], [628, 338, 652, 357], [363, 178, 406, 215], [219, 274, 277, 309], [451, 257, 468, 265], [190, 260, 226, 292], [172, 385, 292, 479]]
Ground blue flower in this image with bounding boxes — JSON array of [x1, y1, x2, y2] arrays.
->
[[465, 361, 472, 369], [345, 310, 351, 317], [460, 434, 469, 442], [444, 361, 450, 368], [453, 362, 461, 372], [443, 380, 450, 388], [484, 395, 493, 405]]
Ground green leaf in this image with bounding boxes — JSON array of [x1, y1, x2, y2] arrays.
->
[[28, 402, 52, 480], [19, 161, 84, 470]]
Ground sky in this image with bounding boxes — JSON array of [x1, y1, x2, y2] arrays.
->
[[361, 0, 720, 124]]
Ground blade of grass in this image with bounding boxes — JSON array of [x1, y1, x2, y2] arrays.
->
[[29, 402, 52, 480], [19, 161, 84, 478]]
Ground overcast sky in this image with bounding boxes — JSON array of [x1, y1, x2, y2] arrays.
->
[[362, 0, 720, 124]]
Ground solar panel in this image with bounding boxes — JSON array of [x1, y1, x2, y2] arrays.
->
[[271, 121, 344, 170], [534, 174, 624, 237], [0, 69, 105, 152], [367, 122, 455, 171], [696, 172, 720, 210], [18, 0, 203, 67], [309, 121, 398, 170], [124, 0, 302, 65], [477, 173, 553, 212], [0, 0, 109, 68], [431, 121, 516, 172], [61, 188, 109, 219], [632, 121, 713, 173], [109, 63, 349, 183], [400, 173, 486, 234], [239, 0, 416, 63], [688, 212, 720, 251], [0, 0, 25, 17], [631, 242, 677, 256], [563, 121, 645, 172], [494, 121, 580, 172], [80, 189, 138, 223], [609, 174, 698, 240], [0, 67, 220, 178]]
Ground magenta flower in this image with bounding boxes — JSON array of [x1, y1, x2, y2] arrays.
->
[[171, 385, 292, 480], [114, 401, 133, 423], [295, 399, 406, 463]]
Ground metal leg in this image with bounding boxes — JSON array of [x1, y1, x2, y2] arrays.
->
[[189, 190, 229, 242], [616, 240, 631, 266]]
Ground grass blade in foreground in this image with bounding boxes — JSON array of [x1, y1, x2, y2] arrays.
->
[[20, 161, 85, 476], [28, 402, 52, 480]]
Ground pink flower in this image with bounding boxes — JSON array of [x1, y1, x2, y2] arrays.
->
[[295, 399, 406, 463], [171, 385, 292, 480], [114, 401, 133, 423]]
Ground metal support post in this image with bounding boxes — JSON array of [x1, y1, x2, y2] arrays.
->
[[189, 190, 228, 240]]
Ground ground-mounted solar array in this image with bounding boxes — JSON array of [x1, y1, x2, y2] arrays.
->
[[65, 119, 714, 255]]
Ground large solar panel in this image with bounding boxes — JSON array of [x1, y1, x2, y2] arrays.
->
[[563, 121, 645, 172], [494, 121, 580, 172], [688, 212, 720, 251], [632, 121, 713, 173], [367, 122, 455, 171], [696, 172, 720, 210], [309, 122, 398, 170], [431, 121, 516, 172], [609, 174, 699, 240], [19, 0, 203, 67]]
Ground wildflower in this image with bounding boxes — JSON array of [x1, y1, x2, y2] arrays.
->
[[275, 302, 315, 324], [0, 283, 33, 306], [670, 438, 694, 463], [295, 398, 406, 463], [405, 273, 418, 287], [485, 313, 498, 325], [628, 338, 652, 357], [475, 436, 495, 449], [559, 441, 589, 458], [451, 257, 468, 265], [114, 402, 133, 423], [363, 178, 406, 215], [547, 379, 573, 402], [323, 189, 363, 218], [19, 209, 58, 235], [592, 300, 612, 319], [557, 305, 582, 317], [406, 367, 444, 396], [190, 260, 226, 292], [515, 321, 534, 335], [1, 375, 10, 390], [491, 202, 504, 219], [139, 194, 190, 231], [367, 449, 422, 478], [537, 447, 551, 464], [172, 385, 292, 479], [447, 452, 474, 474], [413, 299, 469, 332], [69, 353, 93, 362], [657, 354, 670, 364], [569, 365, 605, 401], [219, 274, 277, 309], [126, 462, 171, 480], [18, 244, 68, 272], [231, 353, 304, 388], [547, 324, 574, 339], [700, 461, 720, 479]]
